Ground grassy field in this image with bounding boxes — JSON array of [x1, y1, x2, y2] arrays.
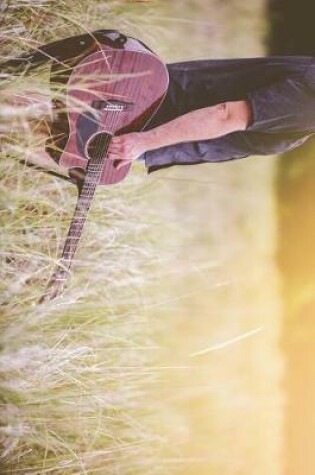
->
[[1, 1, 284, 474]]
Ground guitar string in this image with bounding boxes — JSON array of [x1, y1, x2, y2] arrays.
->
[[78, 49, 138, 199], [69, 51, 140, 259], [89, 50, 120, 186], [103, 49, 136, 185], [75, 51, 131, 222], [57, 50, 140, 279], [66, 99, 125, 258], [81, 49, 124, 195], [63, 109, 121, 271], [99, 48, 126, 185], [47, 52, 122, 286], [65, 48, 124, 263]]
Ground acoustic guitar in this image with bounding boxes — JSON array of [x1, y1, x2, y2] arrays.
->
[[40, 40, 169, 302]]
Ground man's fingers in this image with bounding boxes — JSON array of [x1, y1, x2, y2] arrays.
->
[[107, 143, 122, 159], [108, 141, 124, 160], [107, 134, 141, 164]]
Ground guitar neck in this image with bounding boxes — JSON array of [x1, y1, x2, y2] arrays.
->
[[60, 176, 97, 270], [61, 151, 107, 270], [40, 153, 106, 302]]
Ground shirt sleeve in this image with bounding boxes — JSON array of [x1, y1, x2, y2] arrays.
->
[[246, 75, 315, 134], [142, 133, 251, 173]]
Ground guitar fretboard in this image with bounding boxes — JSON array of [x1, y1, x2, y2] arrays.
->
[[41, 134, 112, 302]]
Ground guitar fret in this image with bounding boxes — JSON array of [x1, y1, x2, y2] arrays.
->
[[84, 180, 99, 185], [75, 206, 91, 211], [77, 204, 91, 207], [77, 194, 92, 197]]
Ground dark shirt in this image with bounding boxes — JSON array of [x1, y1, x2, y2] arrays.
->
[[142, 56, 315, 173]]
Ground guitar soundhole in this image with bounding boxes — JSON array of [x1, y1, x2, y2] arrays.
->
[[86, 132, 113, 161]]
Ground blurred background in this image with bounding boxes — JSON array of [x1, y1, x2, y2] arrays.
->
[[269, 1, 315, 474], [1, 0, 315, 474]]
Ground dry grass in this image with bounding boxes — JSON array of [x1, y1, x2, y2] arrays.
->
[[0, 143, 171, 474], [0, 1, 175, 473], [1, 1, 284, 475]]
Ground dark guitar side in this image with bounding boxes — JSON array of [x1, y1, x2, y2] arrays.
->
[[59, 47, 169, 184]]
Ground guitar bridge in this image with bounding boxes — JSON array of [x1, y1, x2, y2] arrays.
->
[[92, 99, 134, 111]]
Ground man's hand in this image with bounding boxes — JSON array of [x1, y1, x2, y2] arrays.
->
[[107, 132, 150, 169]]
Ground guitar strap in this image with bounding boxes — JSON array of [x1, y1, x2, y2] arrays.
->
[[1, 30, 151, 185], [0, 30, 128, 74]]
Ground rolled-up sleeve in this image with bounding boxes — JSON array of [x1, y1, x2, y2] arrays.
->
[[246, 75, 315, 134], [142, 133, 251, 173]]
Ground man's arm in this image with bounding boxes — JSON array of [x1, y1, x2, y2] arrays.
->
[[108, 100, 252, 168]]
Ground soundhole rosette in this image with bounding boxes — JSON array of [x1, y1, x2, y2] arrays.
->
[[85, 131, 113, 161]]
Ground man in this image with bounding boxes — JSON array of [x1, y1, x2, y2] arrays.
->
[[108, 56, 315, 173]]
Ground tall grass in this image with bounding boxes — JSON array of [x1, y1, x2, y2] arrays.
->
[[0, 172, 167, 474], [0, 1, 175, 473], [0, 132, 169, 467], [1, 1, 284, 474]]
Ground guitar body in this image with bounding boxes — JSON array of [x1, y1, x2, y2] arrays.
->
[[59, 47, 169, 184]]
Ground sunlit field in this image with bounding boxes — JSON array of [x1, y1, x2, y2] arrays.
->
[[1, 1, 284, 474]]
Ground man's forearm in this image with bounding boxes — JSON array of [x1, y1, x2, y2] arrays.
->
[[142, 102, 246, 151]]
